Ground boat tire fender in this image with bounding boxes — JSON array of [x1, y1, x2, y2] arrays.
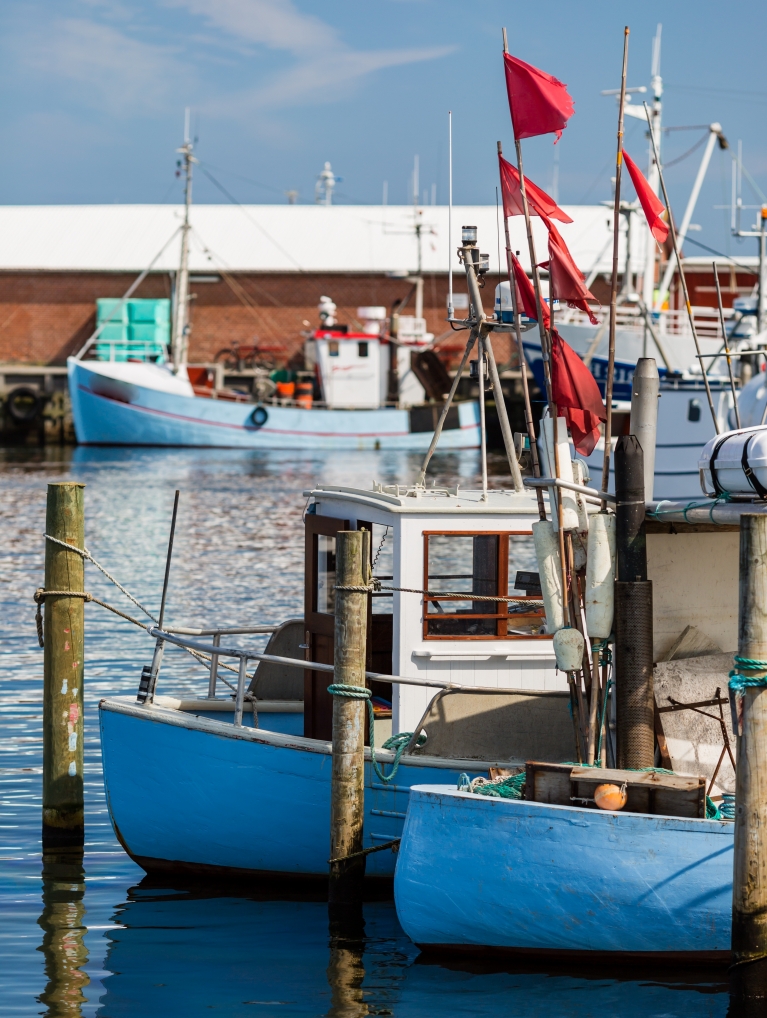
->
[[250, 405, 268, 428], [6, 386, 43, 424]]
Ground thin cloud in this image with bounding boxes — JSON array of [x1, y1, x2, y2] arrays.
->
[[21, 17, 187, 114]]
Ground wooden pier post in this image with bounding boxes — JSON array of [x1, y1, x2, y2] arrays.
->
[[329, 529, 369, 907], [42, 482, 85, 847], [732, 513, 767, 971]]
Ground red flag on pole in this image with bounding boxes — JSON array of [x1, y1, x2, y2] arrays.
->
[[542, 219, 600, 325], [623, 151, 669, 245], [511, 251, 550, 328], [498, 154, 573, 223], [504, 52, 575, 142], [550, 329, 606, 456]]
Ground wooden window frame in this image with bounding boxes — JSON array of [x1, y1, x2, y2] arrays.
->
[[422, 530, 548, 641]]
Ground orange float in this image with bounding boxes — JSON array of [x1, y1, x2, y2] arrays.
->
[[593, 783, 628, 811]]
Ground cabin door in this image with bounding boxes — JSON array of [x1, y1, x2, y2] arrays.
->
[[303, 515, 393, 740]]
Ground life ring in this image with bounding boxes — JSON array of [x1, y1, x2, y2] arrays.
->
[[6, 387, 42, 424], [251, 405, 268, 428]]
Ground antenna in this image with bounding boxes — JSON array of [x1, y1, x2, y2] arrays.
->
[[184, 107, 191, 146], [651, 23, 662, 82], [413, 155, 419, 208], [448, 112, 453, 319]]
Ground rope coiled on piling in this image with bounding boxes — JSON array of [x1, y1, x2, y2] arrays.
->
[[327, 683, 426, 783]]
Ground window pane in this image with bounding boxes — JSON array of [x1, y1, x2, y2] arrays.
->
[[426, 534, 499, 636], [507, 533, 545, 635], [371, 522, 393, 615], [317, 534, 336, 614]]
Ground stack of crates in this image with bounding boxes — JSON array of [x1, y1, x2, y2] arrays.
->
[[95, 299, 171, 362]]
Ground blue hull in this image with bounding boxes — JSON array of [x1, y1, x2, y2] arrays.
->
[[394, 786, 733, 958], [99, 699, 490, 879], [69, 359, 481, 450]]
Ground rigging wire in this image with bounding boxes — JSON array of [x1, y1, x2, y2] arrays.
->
[[196, 163, 304, 272]]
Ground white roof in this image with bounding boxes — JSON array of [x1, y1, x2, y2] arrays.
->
[[0, 203, 640, 276], [306, 484, 545, 515]]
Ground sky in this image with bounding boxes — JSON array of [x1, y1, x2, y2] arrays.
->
[[1, 0, 766, 258]]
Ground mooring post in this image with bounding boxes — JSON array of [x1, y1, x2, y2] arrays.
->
[[629, 358, 659, 503], [329, 529, 369, 909], [732, 513, 767, 972], [43, 482, 86, 847], [614, 435, 655, 769]]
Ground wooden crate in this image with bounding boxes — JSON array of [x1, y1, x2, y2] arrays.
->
[[524, 761, 706, 819]]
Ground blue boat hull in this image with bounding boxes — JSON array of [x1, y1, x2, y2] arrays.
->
[[69, 359, 481, 450], [394, 786, 734, 958], [99, 699, 491, 880]]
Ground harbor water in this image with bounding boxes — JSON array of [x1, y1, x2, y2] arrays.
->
[[0, 446, 729, 1016]]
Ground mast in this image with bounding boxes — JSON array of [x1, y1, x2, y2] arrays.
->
[[171, 108, 194, 373], [642, 25, 662, 311]]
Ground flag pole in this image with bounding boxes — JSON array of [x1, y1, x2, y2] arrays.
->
[[502, 27, 568, 626], [497, 141, 546, 521], [644, 100, 720, 435], [713, 261, 741, 429], [601, 26, 630, 507], [448, 111, 454, 319], [502, 30, 553, 409]]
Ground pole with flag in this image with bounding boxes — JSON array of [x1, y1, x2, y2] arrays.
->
[[497, 141, 546, 521], [643, 101, 720, 435], [501, 27, 577, 626], [601, 27, 630, 506]]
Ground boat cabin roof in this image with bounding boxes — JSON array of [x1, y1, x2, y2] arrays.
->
[[304, 484, 546, 516]]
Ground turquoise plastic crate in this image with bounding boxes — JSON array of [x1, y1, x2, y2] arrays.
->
[[94, 297, 171, 361], [128, 299, 171, 324], [96, 298, 129, 324]]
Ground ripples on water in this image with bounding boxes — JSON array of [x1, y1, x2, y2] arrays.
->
[[0, 447, 728, 1016]]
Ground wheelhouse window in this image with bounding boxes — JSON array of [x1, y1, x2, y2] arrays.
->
[[423, 532, 544, 639], [316, 534, 336, 615]]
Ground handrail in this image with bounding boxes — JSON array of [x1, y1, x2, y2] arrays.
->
[[145, 624, 547, 727]]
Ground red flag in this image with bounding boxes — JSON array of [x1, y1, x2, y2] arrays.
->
[[511, 252, 550, 328], [504, 52, 575, 142], [498, 154, 573, 223], [550, 329, 606, 456], [623, 151, 669, 245], [543, 219, 600, 325]]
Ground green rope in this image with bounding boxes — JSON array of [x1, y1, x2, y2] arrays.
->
[[326, 683, 425, 784], [458, 771, 526, 799], [595, 677, 613, 764], [729, 655, 767, 694]]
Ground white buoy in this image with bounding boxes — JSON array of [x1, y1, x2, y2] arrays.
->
[[542, 416, 579, 531], [553, 627, 585, 672], [585, 512, 616, 640], [533, 519, 564, 634]]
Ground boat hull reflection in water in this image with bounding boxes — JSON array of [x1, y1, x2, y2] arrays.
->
[[94, 887, 728, 1017]]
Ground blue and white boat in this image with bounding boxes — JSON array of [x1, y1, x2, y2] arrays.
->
[[394, 785, 733, 960], [68, 129, 480, 451], [99, 482, 578, 880]]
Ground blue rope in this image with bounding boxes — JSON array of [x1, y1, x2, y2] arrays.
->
[[647, 495, 731, 523], [326, 683, 425, 784]]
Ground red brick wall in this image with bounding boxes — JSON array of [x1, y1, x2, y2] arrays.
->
[[0, 270, 515, 368]]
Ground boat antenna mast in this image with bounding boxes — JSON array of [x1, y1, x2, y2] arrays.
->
[[171, 108, 195, 374]]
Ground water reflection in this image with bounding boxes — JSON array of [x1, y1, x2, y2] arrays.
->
[[91, 882, 727, 1018], [37, 848, 89, 1017]]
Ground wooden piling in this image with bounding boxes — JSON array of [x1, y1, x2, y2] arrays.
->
[[732, 514, 767, 967], [43, 482, 85, 847], [329, 529, 369, 906]]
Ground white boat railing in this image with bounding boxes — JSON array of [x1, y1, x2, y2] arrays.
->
[[562, 304, 736, 342], [148, 624, 526, 727]]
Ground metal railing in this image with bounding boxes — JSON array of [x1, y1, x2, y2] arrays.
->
[[147, 624, 529, 728], [563, 304, 736, 342]]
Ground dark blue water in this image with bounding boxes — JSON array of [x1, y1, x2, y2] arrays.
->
[[0, 446, 729, 1016]]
